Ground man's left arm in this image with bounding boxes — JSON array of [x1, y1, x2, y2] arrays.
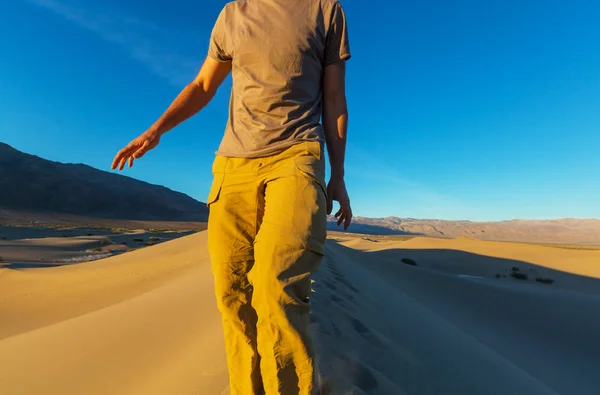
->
[[323, 60, 352, 230]]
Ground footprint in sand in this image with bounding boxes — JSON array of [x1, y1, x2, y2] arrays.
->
[[351, 318, 385, 348], [324, 260, 360, 293], [351, 318, 369, 334], [353, 361, 379, 392], [330, 322, 342, 339]]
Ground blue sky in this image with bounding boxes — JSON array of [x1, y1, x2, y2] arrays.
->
[[1, 0, 599, 221]]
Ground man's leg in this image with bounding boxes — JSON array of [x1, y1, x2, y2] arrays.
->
[[207, 155, 264, 395], [250, 142, 328, 395]]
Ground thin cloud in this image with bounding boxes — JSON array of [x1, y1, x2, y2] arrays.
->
[[27, 0, 202, 85]]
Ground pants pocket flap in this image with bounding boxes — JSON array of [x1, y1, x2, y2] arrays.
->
[[293, 157, 327, 198], [206, 172, 225, 207]]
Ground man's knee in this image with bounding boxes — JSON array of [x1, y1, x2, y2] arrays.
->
[[252, 247, 322, 304]]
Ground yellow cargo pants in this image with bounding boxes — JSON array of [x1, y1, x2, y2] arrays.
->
[[206, 141, 327, 395]]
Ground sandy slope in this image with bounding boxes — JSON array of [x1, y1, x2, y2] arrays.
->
[[2, 232, 600, 394], [312, 236, 600, 394], [0, 233, 228, 395]]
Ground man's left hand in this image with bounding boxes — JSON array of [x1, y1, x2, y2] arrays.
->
[[326, 176, 353, 230]]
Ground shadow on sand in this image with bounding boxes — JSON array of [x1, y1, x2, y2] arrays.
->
[[326, 222, 422, 236], [309, 240, 600, 395]]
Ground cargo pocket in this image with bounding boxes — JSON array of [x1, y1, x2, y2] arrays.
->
[[206, 156, 227, 207], [293, 155, 327, 200], [293, 155, 327, 256], [206, 172, 224, 207]]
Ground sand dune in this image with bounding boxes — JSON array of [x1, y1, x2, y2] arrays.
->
[[2, 232, 599, 394], [0, 233, 228, 395]]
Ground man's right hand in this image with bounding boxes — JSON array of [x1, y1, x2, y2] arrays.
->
[[326, 176, 352, 230], [111, 130, 161, 171]]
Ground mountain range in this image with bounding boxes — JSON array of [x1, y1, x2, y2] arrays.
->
[[0, 142, 208, 222], [2, 142, 598, 245], [333, 216, 600, 245]]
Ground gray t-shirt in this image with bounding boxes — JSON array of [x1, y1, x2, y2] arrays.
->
[[208, 0, 350, 158]]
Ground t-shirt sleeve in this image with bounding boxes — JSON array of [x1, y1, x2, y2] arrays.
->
[[324, 2, 351, 66], [208, 7, 232, 62]]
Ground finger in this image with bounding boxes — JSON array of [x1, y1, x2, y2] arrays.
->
[[111, 152, 123, 170], [344, 204, 352, 229], [340, 202, 352, 230], [337, 213, 345, 227], [341, 201, 352, 216], [118, 157, 127, 171], [128, 156, 134, 168], [112, 145, 134, 169], [327, 195, 333, 215], [334, 208, 342, 218], [344, 209, 352, 230], [133, 140, 150, 159]]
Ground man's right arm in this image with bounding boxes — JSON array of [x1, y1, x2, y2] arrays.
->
[[146, 57, 231, 138], [323, 60, 352, 229], [111, 57, 231, 170]]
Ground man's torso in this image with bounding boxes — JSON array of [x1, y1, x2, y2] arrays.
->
[[209, 0, 349, 158]]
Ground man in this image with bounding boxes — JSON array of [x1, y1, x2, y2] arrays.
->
[[111, 1, 351, 393]]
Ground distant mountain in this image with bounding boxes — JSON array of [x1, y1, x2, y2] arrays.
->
[[328, 216, 600, 245], [3, 142, 597, 244], [0, 143, 208, 221]]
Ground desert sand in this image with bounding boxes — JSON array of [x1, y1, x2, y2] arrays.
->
[[1, 231, 600, 394]]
